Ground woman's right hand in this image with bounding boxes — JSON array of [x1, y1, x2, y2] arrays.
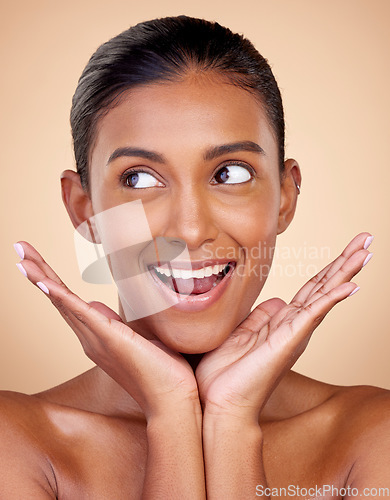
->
[[14, 241, 200, 420]]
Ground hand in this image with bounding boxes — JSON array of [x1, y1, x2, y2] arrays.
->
[[196, 232, 373, 423], [14, 241, 200, 419]]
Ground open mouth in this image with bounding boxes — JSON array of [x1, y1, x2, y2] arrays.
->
[[148, 262, 236, 296]]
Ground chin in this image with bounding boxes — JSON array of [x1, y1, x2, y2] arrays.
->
[[129, 312, 240, 354], [159, 327, 228, 354]]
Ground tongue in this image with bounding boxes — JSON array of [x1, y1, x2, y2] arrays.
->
[[171, 275, 220, 295]]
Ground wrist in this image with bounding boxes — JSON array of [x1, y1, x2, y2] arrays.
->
[[147, 399, 203, 429], [204, 411, 262, 429], [203, 401, 261, 429], [145, 388, 202, 421]]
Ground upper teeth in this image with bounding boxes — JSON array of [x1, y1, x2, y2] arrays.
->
[[153, 263, 228, 280]]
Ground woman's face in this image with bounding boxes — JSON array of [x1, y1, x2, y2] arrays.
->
[[87, 74, 295, 353]]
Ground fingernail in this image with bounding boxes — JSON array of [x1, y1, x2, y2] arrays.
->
[[36, 281, 49, 294], [363, 235, 374, 250], [16, 262, 27, 277], [362, 253, 373, 267], [13, 243, 24, 259], [348, 286, 360, 297]]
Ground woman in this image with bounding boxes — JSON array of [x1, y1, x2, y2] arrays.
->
[[2, 15, 388, 498]]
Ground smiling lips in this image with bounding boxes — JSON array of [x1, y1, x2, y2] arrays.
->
[[149, 261, 235, 295]]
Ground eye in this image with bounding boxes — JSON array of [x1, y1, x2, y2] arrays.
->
[[212, 163, 253, 185], [123, 170, 163, 189]]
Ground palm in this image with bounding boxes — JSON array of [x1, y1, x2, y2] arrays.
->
[[196, 233, 372, 417], [196, 297, 287, 413]]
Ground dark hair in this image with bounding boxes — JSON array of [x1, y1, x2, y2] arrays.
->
[[71, 15, 285, 190]]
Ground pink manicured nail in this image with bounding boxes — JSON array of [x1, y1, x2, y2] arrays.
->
[[348, 286, 360, 297], [13, 243, 24, 259], [362, 253, 373, 267], [363, 235, 374, 250], [36, 281, 49, 294], [16, 262, 27, 277]]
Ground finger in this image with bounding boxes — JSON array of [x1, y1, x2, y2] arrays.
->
[[303, 248, 371, 307], [14, 241, 65, 286], [15, 258, 116, 344], [276, 282, 359, 352], [14, 249, 99, 335], [307, 233, 373, 298], [291, 232, 372, 306], [294, 232, 371, 304], [16, 257, 153, 364], [16, 244, 124, 330]]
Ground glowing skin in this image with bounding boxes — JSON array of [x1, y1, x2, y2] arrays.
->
[[88, 75, 297, 353], [7, 72, 382, 499]]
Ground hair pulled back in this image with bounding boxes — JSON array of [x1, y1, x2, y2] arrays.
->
[[70, 15, 285, 190]]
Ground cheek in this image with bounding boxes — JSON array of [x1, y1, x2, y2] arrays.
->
[[229, 190, 280, 296], [228, 189, 280, 252]]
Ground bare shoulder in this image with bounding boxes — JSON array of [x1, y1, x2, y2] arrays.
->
[[0, 380, 147, 498], [0, 389, 52, 448], [331, 383, 390, 439], [0, 390, 57, 497], [330, 384, 390, 489]]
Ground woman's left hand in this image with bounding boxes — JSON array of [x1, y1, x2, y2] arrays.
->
[[196, 232, 373, 423]]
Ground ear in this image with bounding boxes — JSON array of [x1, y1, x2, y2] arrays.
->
[[60, 170, 100, 243], [277, 159, 302, 235]]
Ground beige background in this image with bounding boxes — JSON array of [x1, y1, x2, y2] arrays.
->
[[1, 0, 389, 393]]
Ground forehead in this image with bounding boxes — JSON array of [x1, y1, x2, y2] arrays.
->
[[91, 74, 278, 166]]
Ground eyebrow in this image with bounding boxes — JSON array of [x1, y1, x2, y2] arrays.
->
[[107, 147, 165, 165], [203, 141, 266, 161], [106, 141, 265, 166]]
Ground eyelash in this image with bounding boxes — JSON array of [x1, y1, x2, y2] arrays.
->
[[210, 161, 256, 184], [119, 168, 160, 187], [119, 161, 256, 188]]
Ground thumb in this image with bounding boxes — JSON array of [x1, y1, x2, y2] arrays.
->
[[254, 297, 287, 317], [239, 297, 286, 334], [88, 301, 123, 322]]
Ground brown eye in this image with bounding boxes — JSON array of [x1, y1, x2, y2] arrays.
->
[[124, 170, 162, 189], [214, 166, 230, 183], [213, 165, 252, 184], [126, 172, 140, 187]]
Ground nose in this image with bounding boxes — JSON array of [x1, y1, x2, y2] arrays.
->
[[163, 185, 219, 251]]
